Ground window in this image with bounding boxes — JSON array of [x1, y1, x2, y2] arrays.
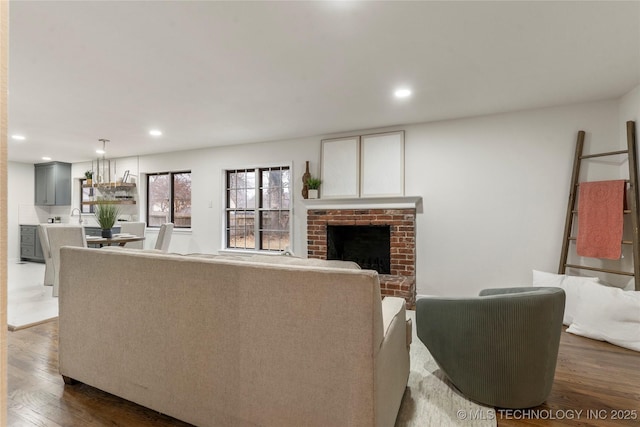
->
[[80, 179, 95, 214], [226, 166, 291, 251], [146, 171, 191, 228]]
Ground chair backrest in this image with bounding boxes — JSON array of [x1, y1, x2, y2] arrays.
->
[[47, 226, 88, 297], [38, 224, 55, 285], [154, 223, 174, 252], [37, 224, 51, 260], [120, 221, 146, 249], [416, 286, 565, 408]]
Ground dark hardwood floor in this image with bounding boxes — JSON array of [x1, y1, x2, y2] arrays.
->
[[497, 327, 640, 427], [7, 321, 640, 426], [7, 319, 191, 426]]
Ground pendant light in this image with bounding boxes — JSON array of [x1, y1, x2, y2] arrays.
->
[[94, 138, 115, 184]]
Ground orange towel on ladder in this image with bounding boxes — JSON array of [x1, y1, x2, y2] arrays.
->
[[576, 180, 626, 259]]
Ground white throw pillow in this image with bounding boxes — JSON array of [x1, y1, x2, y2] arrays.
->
[[567, 286, 640, 352], [532, 270, 599, 325], [623, 279, 636, 291], [532, 270, 565, 288]]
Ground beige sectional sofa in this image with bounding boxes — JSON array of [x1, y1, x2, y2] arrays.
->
[[58, 247, 411, 427]]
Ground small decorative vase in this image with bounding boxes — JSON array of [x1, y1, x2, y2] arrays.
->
[[302, 161, 311, 199], [86, 178, 92, 186], [308, 189, 318, 199], [101, 228, 113, 238]]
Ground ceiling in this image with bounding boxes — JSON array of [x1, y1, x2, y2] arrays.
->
[[7, 1, 640, 164]]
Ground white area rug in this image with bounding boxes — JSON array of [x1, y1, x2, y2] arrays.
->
[[8, 261, 58, 330], [396, 311, 496, 427]]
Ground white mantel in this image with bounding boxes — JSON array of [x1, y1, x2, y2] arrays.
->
[[301, 196, 422, 211]]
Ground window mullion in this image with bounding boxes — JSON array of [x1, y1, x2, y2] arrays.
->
[[255, 167, 261, 250], [169, 172, 174, 224]]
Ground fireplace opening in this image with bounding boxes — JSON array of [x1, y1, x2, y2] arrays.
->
[[326, 225, 391, 274]]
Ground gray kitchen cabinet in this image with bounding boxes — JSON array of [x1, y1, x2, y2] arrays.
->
[[35, 161, 72, 205], [20, 225, 44, 263]]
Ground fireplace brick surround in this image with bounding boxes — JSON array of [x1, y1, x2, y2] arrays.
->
[[307, 208, 416, 308]]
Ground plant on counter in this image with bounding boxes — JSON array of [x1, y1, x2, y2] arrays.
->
[[94, 201, 121, 238], [84, 170, 93, 186]]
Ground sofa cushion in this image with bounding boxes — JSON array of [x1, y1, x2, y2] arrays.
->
[[249, 255, 361, 270]]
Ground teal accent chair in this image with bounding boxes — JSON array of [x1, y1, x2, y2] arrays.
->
[[416, 287, 565, 409]]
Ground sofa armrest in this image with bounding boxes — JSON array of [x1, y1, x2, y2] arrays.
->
[[375, 297, 410, 427], [381, 297, 405, 338], [380, 296, 411, 347]]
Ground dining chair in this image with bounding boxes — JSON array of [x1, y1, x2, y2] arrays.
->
[[120, 221, 146, 249], [37, 224, 54, 286], [47, 226, 88, 297], [154, 223, 174, 252]]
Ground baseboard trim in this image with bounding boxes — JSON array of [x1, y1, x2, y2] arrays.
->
[[8, 316, 58, 332]]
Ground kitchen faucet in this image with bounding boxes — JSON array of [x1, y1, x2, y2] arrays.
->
[[70, 208, 83, 224]]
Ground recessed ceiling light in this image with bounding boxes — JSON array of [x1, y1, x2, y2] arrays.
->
[[96, 149, 106, 154], [11, 134, 26, 141], [149, 129, 162, 136], [394, 88, 412, 98], [42, 156, 52, 161]]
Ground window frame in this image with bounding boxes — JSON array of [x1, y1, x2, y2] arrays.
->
[[223, 164, 292, 253], [146, 170, 192, 229]]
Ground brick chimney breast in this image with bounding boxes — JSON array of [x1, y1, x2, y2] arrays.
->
[[307, 208, 416, 308]]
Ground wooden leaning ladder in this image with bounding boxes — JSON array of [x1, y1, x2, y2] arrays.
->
[[558, 121, 640, 291]]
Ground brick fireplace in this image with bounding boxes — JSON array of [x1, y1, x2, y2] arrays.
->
[[307, 207, 416, 308]]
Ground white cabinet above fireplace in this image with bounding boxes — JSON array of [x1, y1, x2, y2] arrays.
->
[[320, 130, 405, 199]]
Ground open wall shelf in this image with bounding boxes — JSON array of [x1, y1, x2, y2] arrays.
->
[[83, 182, 138, 206], [83, 183, 136, 189], [82, 200, 136, 205]]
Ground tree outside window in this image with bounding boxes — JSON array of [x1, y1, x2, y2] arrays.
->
[[147, 171, 191, 228]]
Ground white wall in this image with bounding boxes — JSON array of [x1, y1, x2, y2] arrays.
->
[[7, 162, 34, 261], [128, 99, 623, 297], [135, 138, 319, 254], [619, 84, 640, 133], [615, 84, 640, 289], [405, 100, 620, 296], [8, 94, 639, 295]]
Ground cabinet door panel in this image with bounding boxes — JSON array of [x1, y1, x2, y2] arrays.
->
[[35, 162, 72, 206], [21, 233, 35, 244], [54, 163, 72, 205], [21, 245, 35, 257], [35, 165, 53, 205]]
